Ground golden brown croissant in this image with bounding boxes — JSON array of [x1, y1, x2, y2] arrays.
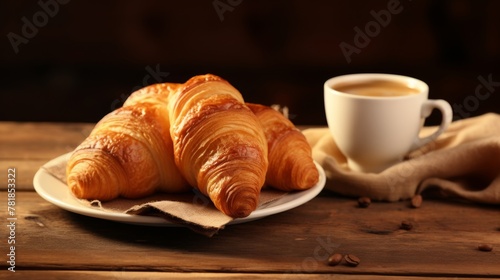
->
[[66, 83, 190, 201], [168, 74, 268, 218], [246, 103, 319, 191]]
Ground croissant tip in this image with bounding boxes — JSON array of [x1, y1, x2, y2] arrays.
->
[[222, 187, 259, 218], [66, 159, 120, 201], [67, 174, 93, 200], [230, 207, 255, 219], [67, 180, 83, 198], [66, 162, 90, 199], [302, 167, 320, 188]]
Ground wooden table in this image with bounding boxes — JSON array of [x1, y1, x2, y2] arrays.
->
[[1, 121, 499, 279]]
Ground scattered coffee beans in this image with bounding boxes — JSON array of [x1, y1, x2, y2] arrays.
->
[[478, 244, 493, 252], [344, 254, 360, 267], [327, 253, 343, 266], [358, 197, 371, 208], [411, 194, 422, 208], [400, 220, 413, 230]]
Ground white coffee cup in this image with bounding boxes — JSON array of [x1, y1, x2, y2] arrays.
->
[[324, 73, 452, 173]]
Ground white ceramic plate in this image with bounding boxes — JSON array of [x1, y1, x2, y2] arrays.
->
[[33, 153, 326, 226]]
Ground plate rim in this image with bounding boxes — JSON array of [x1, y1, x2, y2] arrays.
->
[[33, 153, 326, 226]]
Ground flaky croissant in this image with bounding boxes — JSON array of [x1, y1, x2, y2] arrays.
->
[[168, 74, 268, 218], [66, 83, 190, 201], [246, 103, 319, 191]]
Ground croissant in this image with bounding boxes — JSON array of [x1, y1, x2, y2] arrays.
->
[[246, 103, 319, 191], [168, 74, 268, 218], [66, 83, 190, 201]]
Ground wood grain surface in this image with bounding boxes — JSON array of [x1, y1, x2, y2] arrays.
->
[[1, 122, 499, 279]]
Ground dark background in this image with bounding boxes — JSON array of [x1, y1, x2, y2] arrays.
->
[[1, 0, 499, 125]]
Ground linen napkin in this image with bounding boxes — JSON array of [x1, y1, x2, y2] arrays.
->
[[303, 113, 500, 204], [42, 158, 287, 237]]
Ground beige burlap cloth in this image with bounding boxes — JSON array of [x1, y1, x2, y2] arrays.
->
[[43, 160, 287, 237], [303, 113, 500, 204]]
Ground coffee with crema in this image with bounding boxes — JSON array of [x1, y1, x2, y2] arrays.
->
[[333, 80, 421, 97]]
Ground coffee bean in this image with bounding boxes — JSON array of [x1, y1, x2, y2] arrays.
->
[[478, 244, 493, 252], [327, 253, 343, 266], [344, 254, 360, 267], [358, 197, 371, 208], [411, 194, 422, 208], [400, 220, 413, 230]]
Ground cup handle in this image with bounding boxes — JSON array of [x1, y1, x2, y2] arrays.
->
[[411, 99, 453, 150]]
